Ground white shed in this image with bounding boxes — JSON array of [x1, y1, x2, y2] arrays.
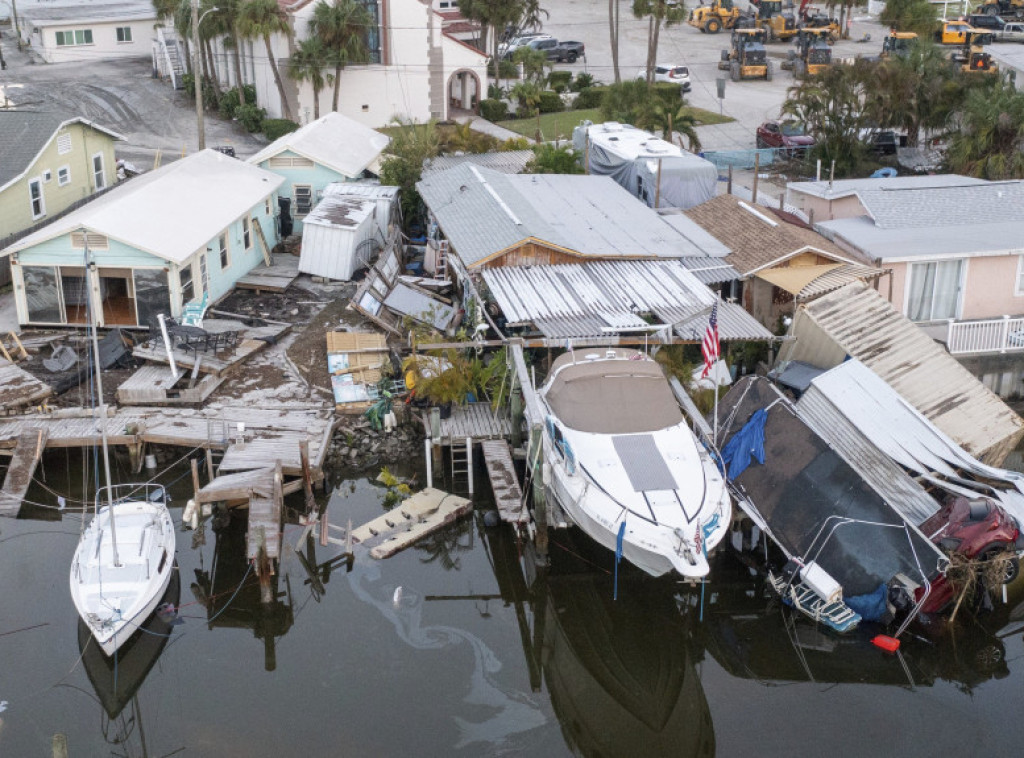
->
[[299, 195, 380, 281], [320, 182, 399, 238]]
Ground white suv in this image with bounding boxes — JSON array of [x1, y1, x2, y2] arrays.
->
[[498, 33, 552, 59], [635, 64, 692, 92]]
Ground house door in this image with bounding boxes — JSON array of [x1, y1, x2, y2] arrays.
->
[[97, 268, 137, 326]]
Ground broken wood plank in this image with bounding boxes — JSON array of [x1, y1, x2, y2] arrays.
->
[[346, 487, 472, 559], [481, 440, 527, 524], [0, 428, 48, 517]]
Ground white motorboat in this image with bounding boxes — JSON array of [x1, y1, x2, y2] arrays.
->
[[538, 348, 731, 578], [70, 483, 176, 657]]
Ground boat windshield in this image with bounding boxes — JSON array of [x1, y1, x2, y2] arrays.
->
[[545, 359, 683, 434]]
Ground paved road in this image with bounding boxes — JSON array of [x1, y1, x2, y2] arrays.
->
[[538, 1, 891, 151], [0, 30, 266, 167]]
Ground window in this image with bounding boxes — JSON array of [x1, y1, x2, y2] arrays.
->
[[55, 29, 94, 46], [29, 178, 45, 219], [92, 153, 105, 189], [1017, 256, 1024, 296], [265, 197, 272, 215], [242, 216, 251, 249], [358, 0, 382, 63], [218, 232, 229, 269], [58, 166, 71, 185], [294, 185, 313, 215], [179, 264, 194, 305], [116, 26, 132, 43], [57, 134, 72, 154], [42, 170, 52, 183], [907, 259, 964, 321]]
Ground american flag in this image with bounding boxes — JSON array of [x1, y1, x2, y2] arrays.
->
[[700, 302, 719, 379]]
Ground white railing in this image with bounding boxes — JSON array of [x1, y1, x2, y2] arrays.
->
[[946, 316, 1024, 355]]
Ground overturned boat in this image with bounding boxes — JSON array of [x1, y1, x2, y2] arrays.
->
[[538, 348, 731, 578]]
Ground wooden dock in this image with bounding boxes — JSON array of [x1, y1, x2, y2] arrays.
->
[[348, 487, 472, 559], [481, 440, 526, 524], [116, 363, 224, 405], [131, 319, 290, 376], [438, 402, 511, 442], [235, 254, 300, 293], [0, 406, 334, 477], [0, 358, 53, 412], [0, 429, 48, 517]]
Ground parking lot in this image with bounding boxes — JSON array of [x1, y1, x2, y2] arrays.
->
[[538, 0, 891, 151]]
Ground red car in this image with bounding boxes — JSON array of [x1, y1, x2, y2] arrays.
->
[[755, 120, 815, 152], [918, 495, 1022, 613]]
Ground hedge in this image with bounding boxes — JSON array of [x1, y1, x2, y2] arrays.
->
[[480, 98, 509, 122], [538, 90, 564, 114], [573, 86, 605, 110], [263, 118, 299, 141]]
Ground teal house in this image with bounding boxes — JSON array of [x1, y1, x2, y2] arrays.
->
[[248, 112, 390, 233], [0, 149, 284, 328]]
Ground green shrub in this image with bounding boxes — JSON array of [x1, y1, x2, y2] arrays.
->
[[262, 117, 299, 140], [538, 90, 564, 114], [500, 136, 532, 151], [487, 83, 505, 100], [235, 103, 266, 133], [547, 70, 572, 92], [480, 98, 509, 122], [651, 82, 684, 106], [218, 85, 258, 119], [570, 72, 596, 92], [487, 59, 520, 80], [573, 86, 605, 110]]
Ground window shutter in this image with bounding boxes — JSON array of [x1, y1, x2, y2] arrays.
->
[[57, 134, 72, 154]]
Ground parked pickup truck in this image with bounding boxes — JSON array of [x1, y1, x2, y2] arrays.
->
[[502, 37, 585, 62], [996, 21, 1024, 42]]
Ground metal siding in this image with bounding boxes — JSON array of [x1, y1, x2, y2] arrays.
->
[[796, 386, 941, 526]]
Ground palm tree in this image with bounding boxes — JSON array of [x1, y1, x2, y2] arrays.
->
[[209, 0, 249, 107], [237, 0, 294, 121], [290, 37, 329, 119], [945, 80, 1024, 179], [308, 0, 372, 114], [632, 0, 687, 84]]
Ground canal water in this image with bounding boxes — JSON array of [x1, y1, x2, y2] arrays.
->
[[2, 447, 1023, 757]]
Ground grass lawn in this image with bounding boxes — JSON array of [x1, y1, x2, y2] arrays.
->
[[496, 106, 734, 141]]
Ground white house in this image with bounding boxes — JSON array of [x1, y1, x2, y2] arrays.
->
[[198, 0, 488, 128], [17, 1, 157, 63]]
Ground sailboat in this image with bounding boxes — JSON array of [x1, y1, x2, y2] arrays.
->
[[69, 237, 177, 657], [538, 348, 731, 578]]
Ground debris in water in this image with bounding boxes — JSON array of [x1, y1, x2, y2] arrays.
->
[[393, 586, 403, 609]]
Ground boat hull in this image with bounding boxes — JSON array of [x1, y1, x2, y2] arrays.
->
[[70, 499, 176, 657]]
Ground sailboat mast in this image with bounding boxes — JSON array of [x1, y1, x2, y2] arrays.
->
[[84, 229, 120, 566]]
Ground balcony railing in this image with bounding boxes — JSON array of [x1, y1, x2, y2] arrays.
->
[[945, 316, 1024, 355]]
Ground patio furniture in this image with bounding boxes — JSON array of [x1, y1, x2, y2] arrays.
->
[[43, 344, 78, 373]]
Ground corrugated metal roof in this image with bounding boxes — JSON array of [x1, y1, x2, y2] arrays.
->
[[2, 149, 284, 264], [417, 165, 720, 267], [779, 281, 1024, 465], [796, 263, 886, 299], [383, 283, 454, 330], [481, 260, 773, 341], [305, 195, 375, 229], [322, 182, 399, 200], [677, 256, 740, 285], [796, 378, 941, 527], [421, 151, 534, 177], [247, 112, 389, 178]]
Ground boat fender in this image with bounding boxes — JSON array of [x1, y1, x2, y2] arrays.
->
[[183, 499, 199, 530], [872, 634, 901, 653]]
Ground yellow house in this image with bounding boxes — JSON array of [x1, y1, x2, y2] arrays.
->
[[0, 112, 123, 244]]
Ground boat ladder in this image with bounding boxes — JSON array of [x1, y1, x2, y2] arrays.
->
[[450, 437, 473, 493]]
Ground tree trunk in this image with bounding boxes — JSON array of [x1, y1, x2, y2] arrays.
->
[[204, 39, 223, 97], [233, 30, 246, 106], [332, 62, 342, 112], [313, 87, 321, 119], [609, 0, 620, 84], [264, 34, 294, 121]]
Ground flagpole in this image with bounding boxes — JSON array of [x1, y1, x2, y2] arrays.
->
[[713, 298, 719, 447]]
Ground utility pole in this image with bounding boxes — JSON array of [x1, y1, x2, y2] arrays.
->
[[190, 0, 205, 151], [10, 0, 22, 52]]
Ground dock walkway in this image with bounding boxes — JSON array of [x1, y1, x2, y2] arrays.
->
[[0, 429, 48, 517], [437, 402, 511, 442], [481, 440, 526, 524], [235, 254, 300, 293]]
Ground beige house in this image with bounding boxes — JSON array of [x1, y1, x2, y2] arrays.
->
[[0, 111, 122, 249], [685, 194, 885, 330]]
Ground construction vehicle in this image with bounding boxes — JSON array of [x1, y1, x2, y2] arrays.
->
[[782, 28, 833, 76], [749, 0, 840, 42], [688, 0, 743, 33], [935, 18, 979, 45], [952, 30, 999, 73], [718, 28, 773, 81], [976, 0, 1024, 20], [879, 30, 918, 59]]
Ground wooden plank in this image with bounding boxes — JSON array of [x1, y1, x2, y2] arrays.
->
[[0, 359, 53, 411], [325, 331, 388, 354], [0, 428, 48, 517], [252, 217, 273, 267], [481, 440, 526, 524], [197, 467, 276, 503], [510, 342, 544, 425], [346, 487, 472, 559]]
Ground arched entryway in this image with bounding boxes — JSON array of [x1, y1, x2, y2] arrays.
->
[[447, 69, 481, 118]]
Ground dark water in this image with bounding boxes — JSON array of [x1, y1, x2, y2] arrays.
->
[[2, 448, 1024, 757]]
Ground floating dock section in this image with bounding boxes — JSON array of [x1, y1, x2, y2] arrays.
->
[[348, 487, 472, 559], [0, 429, 48, 516]]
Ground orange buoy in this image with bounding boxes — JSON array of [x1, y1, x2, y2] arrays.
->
[[872, 634, 900, 652]]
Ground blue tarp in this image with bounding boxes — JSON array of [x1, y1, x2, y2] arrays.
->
[[845, 583, 888, 622], [720, 408, 767, 478]]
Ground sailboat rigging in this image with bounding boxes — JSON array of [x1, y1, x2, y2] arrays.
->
[[69, 230, 176, 657]]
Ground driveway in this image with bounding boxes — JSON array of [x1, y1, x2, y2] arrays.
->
[[536, 1, 890, 151], [0, 31, 266, 167]]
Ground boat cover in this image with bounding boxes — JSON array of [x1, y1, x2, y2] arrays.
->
[[544, 355, 683, 434], [716, 377, 944, 596]]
